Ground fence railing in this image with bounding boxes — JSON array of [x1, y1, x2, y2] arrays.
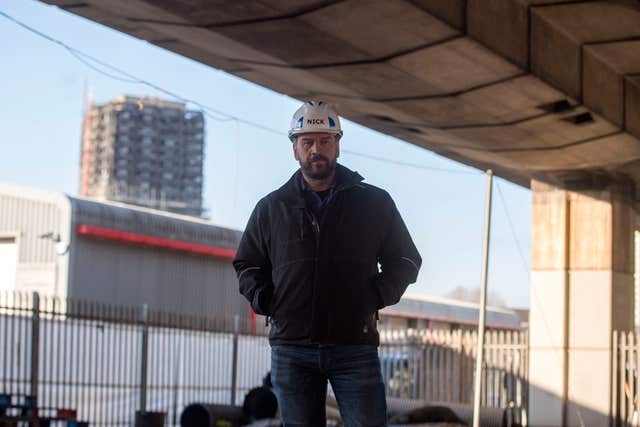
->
[[1, 291, 528, 426], [613, 331, 640, 427], [0, 291, 270, 426], [379, 328, 528, 415]]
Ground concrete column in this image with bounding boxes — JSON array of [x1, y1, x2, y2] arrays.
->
[[529, 179, 635, 426]]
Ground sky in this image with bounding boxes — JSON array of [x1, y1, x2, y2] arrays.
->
[[0, 1, 532, 308]]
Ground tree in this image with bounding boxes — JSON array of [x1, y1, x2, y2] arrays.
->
[[445, 286, 506, 307]]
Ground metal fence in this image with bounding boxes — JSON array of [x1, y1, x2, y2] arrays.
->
[[613, 331, 640, 427], [0, 291, 270, 426], [1, 291, 528, 426], [379, 329, 528, 412]]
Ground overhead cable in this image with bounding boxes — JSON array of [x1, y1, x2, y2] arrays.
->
[[0, 9, 477, 176]]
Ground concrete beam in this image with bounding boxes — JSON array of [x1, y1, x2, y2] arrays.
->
[[468, 0, 578, 70], [150, 0, 279, 25], [626, 75, 640, 140], [387, 75, 570, 128], [300, 0, 459, 57], [449, 107, 619, 151], [243, 64, 361, 97], [410, 0, 466, 30], [215, 19, 371, 67], [584, 41, 640, 128], [455, 132, 640, 172], [137, 23, 290, 66], [389, 38, 522, 95], [312, 62, 441, 99], [467, 0, 529, 68], [299, 37, 523, 101], [531, 1, 640, 99]]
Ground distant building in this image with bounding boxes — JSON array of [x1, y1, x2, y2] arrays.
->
[[0, 183, 245, 321], [80, 96, 205, 217], [380, 293, 524, 331]]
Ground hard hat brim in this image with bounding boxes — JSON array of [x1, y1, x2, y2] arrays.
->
[[288, 129, 343, 142]]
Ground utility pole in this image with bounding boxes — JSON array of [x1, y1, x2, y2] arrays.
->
[[472, 169, 493, 427]]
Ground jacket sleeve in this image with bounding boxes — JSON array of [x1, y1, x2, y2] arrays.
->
[[233, 199, 274, 315], [374, 196, 422, 308]]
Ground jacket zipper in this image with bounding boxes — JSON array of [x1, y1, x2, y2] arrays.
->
[[305, 208, 321, 342], [303, 185, 354, 342], [311, 213, 320, 236]]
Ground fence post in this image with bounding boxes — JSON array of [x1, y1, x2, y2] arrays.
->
[[139, 304, 149, 415], [230, 315, 240, 405], [30, 291, 40, 406], [636, 329, 639, 427], [456, 329, 463, 402]]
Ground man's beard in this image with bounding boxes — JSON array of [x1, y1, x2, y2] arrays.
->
[[300, 155, 337, 180]]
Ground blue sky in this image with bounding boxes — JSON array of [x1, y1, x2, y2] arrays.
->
[[0, 0, 532, 307]]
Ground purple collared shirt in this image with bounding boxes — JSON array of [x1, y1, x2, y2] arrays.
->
[[299, 173, 336, 218]]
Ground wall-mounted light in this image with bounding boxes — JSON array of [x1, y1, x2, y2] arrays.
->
[[38, 232, 69, 255]]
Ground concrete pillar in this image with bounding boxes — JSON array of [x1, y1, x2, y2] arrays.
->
[[529, 179, 635, 426]]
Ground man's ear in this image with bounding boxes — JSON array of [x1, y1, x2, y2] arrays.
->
[[336, 136, 340, 158], [292, 140, 300, 161]]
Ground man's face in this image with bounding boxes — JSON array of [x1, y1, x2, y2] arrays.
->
[[293, 132, 340, 180]]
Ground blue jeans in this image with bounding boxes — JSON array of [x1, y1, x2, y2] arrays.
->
[[270, 344, 387, 427]]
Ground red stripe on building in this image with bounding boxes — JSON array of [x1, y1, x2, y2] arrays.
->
[[250, 309, 256, 335], [76, 224, 237, 260]]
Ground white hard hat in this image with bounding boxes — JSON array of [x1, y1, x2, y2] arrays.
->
[[288, 101, 343, 142]]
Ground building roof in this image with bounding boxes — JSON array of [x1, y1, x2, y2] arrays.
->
[[382, 292, 523, 330], [0, 182, 242, 254], [109, 95, 187, 111]]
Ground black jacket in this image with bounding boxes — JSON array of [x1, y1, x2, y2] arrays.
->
[[233, 164, 422, 346]]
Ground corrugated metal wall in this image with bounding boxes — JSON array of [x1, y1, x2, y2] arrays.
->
[[0, 192, 63, 264], [67, 197, 247, 319], [0, 186, 71, 294], [69, 236, 247, 319]]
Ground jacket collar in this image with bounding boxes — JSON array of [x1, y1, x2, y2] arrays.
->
[[275, 163, 364, 207]]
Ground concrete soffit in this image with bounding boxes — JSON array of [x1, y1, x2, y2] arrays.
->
[[41, 0, 640, 197]]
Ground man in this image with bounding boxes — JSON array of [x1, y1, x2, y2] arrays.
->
[[234, 101, 422, 427]]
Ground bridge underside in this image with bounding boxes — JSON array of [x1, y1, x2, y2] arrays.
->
[[43, 0, 640, 198]]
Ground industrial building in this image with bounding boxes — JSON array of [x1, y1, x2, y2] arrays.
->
[[80, 95, 205, 217], [0, 183, 245, 320], [381, 294, 523, 331]]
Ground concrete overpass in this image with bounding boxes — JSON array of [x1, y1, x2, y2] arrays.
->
[[41, 1, 640, 425]]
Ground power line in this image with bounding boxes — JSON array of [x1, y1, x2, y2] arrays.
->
[[496, 179, 588, 423], [342, 149, 480, 175], [496, 181, 530, 275], [67, 50, 139, 84], [0, 10, 239, 123], [0, 9, 478, 176]]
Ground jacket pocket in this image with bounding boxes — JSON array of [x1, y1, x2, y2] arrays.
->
[[329, 257, 378, 317], [270, 257, 314, 317]]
